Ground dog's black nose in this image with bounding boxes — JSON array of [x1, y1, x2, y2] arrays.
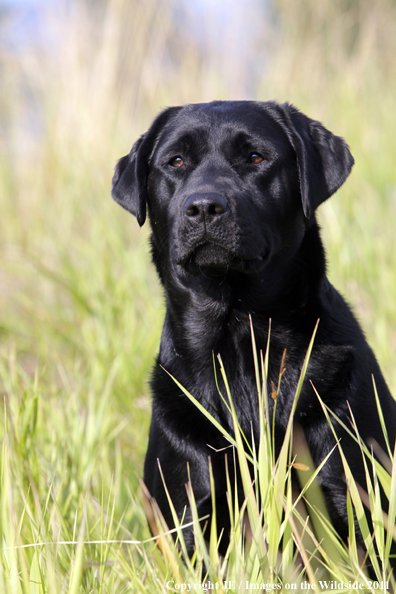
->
[[184, 193, 228, 221]]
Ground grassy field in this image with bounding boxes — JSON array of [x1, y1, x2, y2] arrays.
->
[[1, 0, 396, 591]]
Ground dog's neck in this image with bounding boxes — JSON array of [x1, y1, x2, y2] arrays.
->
[[154, 220, 327, 363]]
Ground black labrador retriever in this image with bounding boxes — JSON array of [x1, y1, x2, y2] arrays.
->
[[112, 100, 396, 563]]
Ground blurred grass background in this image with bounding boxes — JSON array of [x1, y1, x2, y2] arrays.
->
[[0, 0, 395, 591]]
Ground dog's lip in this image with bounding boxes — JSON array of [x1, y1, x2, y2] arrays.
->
[[177, 241, 270, 274], [231, 252, 269, 271]]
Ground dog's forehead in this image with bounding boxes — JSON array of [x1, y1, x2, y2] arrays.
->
[[158, 101, 288, 149]]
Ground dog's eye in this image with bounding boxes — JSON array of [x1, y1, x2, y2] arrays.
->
[[249, 153, 264, 164], [170, 156, 184, 167]]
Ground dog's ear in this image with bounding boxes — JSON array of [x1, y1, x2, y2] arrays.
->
[[267, 102, 354, 218], [112, 106, 181, 226], [112, 135, 145, 225]]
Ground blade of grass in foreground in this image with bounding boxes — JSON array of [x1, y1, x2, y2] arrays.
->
[[316, 394, 392, 498], [315, 391, 383, 580], [217, 353, 268, 564], [292, 424, 347, 574], [385, 441, 396, 569], [268, 320, 319, 574], [160, 366, 253, 462]]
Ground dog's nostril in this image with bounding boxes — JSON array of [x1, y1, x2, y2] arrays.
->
[[185, 204, 200, 217], [208, 203, 226, 216]]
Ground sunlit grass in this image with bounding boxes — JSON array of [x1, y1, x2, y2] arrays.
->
[[3, 323, 395, 592]]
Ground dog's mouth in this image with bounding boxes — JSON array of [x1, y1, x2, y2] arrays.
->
[[178, 242, 269, 277]]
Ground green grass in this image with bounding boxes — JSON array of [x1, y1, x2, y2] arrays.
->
[[2, 323, 395, 592], [1, 0, 396, 591]]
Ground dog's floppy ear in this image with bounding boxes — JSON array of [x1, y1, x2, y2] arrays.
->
[[112, 135, 145, 225], [112, 106, 181, 226], [267, 102, 354, 218]]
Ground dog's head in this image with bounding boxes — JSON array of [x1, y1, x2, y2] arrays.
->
[[112, 101, 353, 278]]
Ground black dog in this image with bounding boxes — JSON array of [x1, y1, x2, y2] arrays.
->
[[112, 100, 396, 563]]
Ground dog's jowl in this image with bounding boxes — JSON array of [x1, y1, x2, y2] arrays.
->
[[112, 101, 396, 564]]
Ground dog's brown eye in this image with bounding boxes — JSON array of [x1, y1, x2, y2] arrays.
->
[[170, 156, 184, 167], [249, 153, 264, 164]]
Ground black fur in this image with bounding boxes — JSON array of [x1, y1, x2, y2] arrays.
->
[[112, 100, 396, 564]]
